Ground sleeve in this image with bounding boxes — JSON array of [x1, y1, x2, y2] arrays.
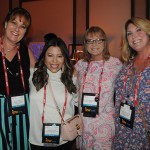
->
[[29, 68, 35, 84], [71, 75, 78, 107], [74, 59, 83, 72], [115, 58, 123, 73]]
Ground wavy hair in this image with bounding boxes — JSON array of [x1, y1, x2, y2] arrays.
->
[[83, 26, 110, 62], [32, 37, 76, 94], [121, 17, 150, 62]]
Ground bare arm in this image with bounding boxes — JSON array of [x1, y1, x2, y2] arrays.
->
[[28, 48, 36, 68]]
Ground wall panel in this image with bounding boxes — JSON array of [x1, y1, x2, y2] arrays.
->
[[90, 0, 130, 57]]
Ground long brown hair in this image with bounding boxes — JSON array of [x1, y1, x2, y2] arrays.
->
[[32, 37, 76, 94]]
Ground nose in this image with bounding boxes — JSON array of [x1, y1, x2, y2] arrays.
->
[[52, 56, 57, 63], [92, 40, 98, 46], [14, 25, 19, 31], [131, 32, 137, 39]]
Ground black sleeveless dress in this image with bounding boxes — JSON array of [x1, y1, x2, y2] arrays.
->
[[0, 41, 31, 150]]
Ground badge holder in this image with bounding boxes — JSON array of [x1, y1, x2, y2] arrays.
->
[[42, 123, 61, 144], [119, 102, 135, 129], [7, 93, 26, 116], [82, 93, 99, 118]]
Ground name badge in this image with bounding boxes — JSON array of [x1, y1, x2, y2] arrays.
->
[[11, 95, 25, 108], [120, 103, 131, 120], [82, 93, 99, 117], [119, 102, 135, 129], [42, 123, 60, 144], [7, 94, 26, 116]]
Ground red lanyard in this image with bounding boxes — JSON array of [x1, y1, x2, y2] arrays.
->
[[1, 41, 26, 95], [82, 61, 104, 96], [120, 63, 133, 103], [121, 59, 149, 107], [42, 83, 68, 124]]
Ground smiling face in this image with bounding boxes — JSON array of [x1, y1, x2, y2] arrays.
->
[[85, 33, 105, 61], [127, 23, 150, 53], [5, 16, 27, 45], [44, 46, 65, 73]]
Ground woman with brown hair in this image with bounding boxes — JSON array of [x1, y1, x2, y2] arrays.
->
[[0, 7, 35, 150], [74, 26, 122, 149]]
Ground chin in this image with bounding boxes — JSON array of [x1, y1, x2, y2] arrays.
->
[[49, 69, 60, 73]]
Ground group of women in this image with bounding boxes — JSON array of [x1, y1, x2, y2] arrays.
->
[[0, 7, 149, 150]]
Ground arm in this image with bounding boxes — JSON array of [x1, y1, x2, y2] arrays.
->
[[73, 68, 77, 77], [28, 48, 36, 68]]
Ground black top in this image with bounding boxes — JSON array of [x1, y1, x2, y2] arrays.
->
[[0, 43, 30, 95]]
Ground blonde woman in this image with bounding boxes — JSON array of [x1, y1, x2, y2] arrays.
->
[[114, 17, 150, 149]]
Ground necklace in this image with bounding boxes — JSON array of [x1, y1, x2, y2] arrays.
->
[[3, 42, 19, 53], [5, 45, 19, 52], [6, 66, 19, 77]]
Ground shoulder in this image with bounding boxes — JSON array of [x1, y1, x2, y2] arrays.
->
[[107, 56, 122, 66], [19, 43, 29, 59], [74, 59, 87, 70], [28, 48, 36, 68], [29, 68, 35, 81], [20, 43, 28, 52]]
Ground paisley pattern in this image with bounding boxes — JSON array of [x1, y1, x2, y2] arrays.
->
[[75, 57, 122, 150], [114, 63, 150, 150]]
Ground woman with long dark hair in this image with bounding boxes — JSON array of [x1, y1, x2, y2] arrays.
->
[[29, 37, 77, 150]]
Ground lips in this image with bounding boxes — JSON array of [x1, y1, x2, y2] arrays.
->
[[12, 31, 19, 36], [132, 39, 141, 46], [51, 64, 59, 68]]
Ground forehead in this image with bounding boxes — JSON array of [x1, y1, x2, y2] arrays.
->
[[87, 32, 103, 39], [46, 46, 62, 54], [10, 15, 29, 26], [127, 23, 138, 30]]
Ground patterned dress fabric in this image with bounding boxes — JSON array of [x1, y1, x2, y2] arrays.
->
[[0, 39, 31, 150], [75, 57, 122, 150], [113, 63, 150, 150]]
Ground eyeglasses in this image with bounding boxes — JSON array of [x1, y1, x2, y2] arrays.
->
[[85, 39, 105, 44]]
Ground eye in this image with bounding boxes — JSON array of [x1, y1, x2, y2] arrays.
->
[[58, 55, 63, 58], [96, 39, 105, 43], [21, 25, 27, 29], [86, 39, 93, 44], [11, 21, 17, 25], [47, 54, 53, 57], [127, 32, 132, 36], [136, 28, 141, 32]]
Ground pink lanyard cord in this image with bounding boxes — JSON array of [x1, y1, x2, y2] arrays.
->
[[42, 81, 68, 124], [120, 58, 149, 107], [82, 61, 104, 96], [1, 40, 26, 95]]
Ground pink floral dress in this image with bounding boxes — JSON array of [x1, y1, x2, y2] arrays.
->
[[75, 57, 122, 150]]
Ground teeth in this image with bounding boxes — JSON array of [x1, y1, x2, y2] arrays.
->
[[51, 64, 58, 68], [12, 32, 18, 36], [133, 39, 140, 44]]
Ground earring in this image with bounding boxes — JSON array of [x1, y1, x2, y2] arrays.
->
[[4, 22, 7, 29], [61, 65, 65, 72]]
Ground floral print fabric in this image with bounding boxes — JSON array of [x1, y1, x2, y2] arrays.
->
[[114, 63, 150, 150]]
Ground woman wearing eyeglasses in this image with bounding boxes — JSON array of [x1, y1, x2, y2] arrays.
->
[[74, 26, 122, 149]]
